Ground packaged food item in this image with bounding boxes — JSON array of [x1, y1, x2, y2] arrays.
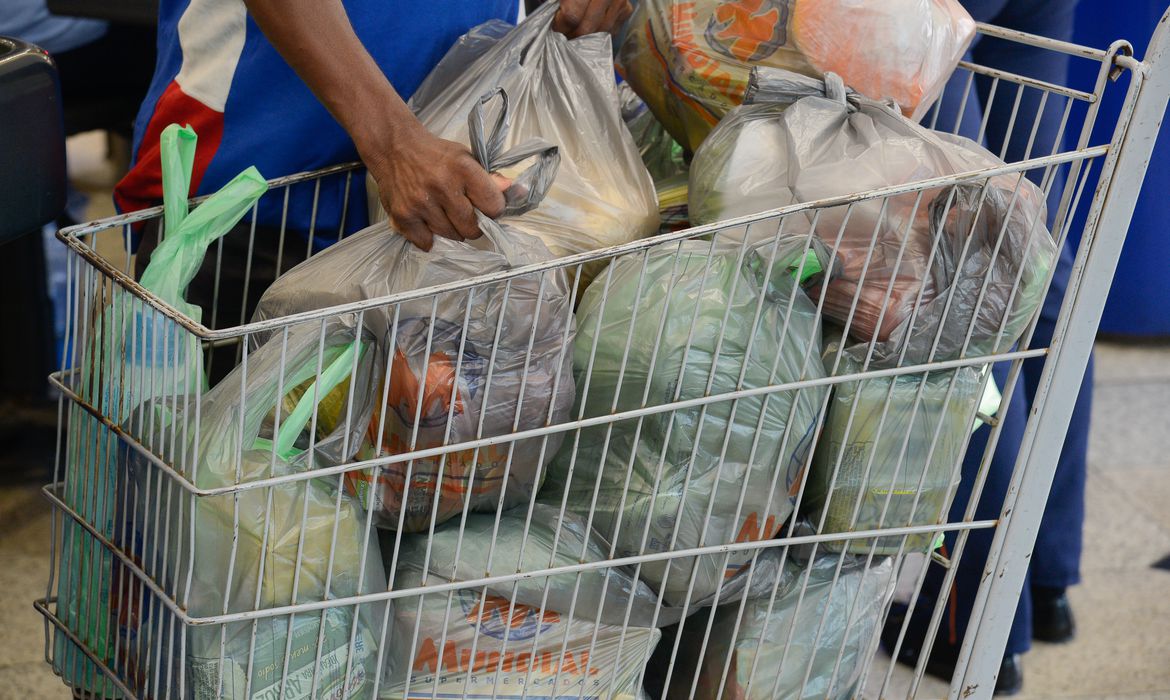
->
[[380, 505, 662, 699], [56, 123, 269, 696], [690, 67, 1058, 367], [672, 550, 895, 700], [542, 234, 829, 608], [255, 92, 576, 532], [616, 0, 975, 152], [118, 319, 386, 699], [368, 3, 660, 290], [804, 350, 983, 555]]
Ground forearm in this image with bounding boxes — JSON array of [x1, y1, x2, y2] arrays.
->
[[242, 0, 420, 158]]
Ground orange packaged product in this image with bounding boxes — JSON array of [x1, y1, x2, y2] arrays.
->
[[616, 0, 975, 152]]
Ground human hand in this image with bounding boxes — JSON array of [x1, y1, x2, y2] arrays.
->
[[362, 124, 509, 251], [552, 0, 634, 38]]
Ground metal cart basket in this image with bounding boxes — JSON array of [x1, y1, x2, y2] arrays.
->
[[36, 10, 1170, 700]]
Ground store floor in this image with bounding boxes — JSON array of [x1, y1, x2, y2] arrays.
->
[[1, 134, 1168, 699]]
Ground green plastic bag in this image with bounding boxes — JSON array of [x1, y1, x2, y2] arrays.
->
[[542, 236, 829, 608], [54, 124, 266, 695]]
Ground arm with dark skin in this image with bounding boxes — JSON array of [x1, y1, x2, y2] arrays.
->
[[242, 0, 632, 251]]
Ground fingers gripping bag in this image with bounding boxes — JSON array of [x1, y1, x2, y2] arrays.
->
[[542, 234, 830, 608], [671, 550, 895, 700], [379, 505, 662, 699], [804, 347, 983, 555], [255, 92, 576, 533], [118, 319, 386, 699], [368, 3, 660, 290], [689, 68, 1058, 367], [615, 0, 975, 153]]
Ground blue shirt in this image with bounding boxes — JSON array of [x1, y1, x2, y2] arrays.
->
[[116, 0, 518, 235]]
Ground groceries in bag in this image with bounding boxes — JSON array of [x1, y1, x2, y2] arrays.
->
[[379, 505, 662, 699], [616, 0, 975, 153], [804, 349, 983, 555], [671, 550, 895, 700], [256, 92, 576, 532], [542, 235, 829, 608], [56, 123, 269, 696], [689, 67, 1058, 367], [368, 3, 660, 290], [118, 319, 386, 699]]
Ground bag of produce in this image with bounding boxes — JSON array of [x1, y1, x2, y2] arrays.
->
[[367, 3, 660, 290], [255, 92, 576, 532], [56, 123, 269, 696], [671, 550, 894, 700], [689, 67, 1058, 367], [542, 234, 829, 608], [380, 505, 661, 699], [804, 349, 983, 555], [118, 318, 386, 699], [616, 0, 975, 153]]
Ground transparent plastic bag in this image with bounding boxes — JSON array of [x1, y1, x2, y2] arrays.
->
[[672, 550, 895, 700], [255, 92, 576, 532], [689, 68, 1058, 367], [542, 235, 829, 608], [367, 3, 659, 290], [619, 82, 690, 185], [804, 349, 983, 555], [119, 319, 385, 699], [380, 504, 661, 699], [616, 0, 975, 152]]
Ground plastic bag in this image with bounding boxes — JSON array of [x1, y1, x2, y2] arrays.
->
[[55, 124, 268, 696], [689, 68, 1058, 366], [616, 0, 975, 152], [804, 349, 983, 555], [256, 92, 576, 532], [620, 82, 690, 185], [542, 234, 829, 608], [118, 319, 385, 699], [672, 551, 894, 700], [368, 3, 660, 290], [380, 504, 661, 699]]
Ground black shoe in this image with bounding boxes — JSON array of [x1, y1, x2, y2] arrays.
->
[[1032, 586, 1076, 643], [883, 610, 1024, 695], [997, 654, 1024, 696]]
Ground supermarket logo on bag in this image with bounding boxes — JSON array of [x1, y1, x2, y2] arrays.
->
[[459, 592, 560, 641], [704, 0, 790, 63], [388, 319, 486, 429]]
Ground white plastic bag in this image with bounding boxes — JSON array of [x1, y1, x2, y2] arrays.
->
[[543, 234, 829, 608], [616, 0, 975, 153], [690, 68, 1058, 367], [380, 505, 661, 699], [256, 92, 577, 533], [119, 319, 386, 699], [368, 3, 660, 289], [672, 551, 895, 700]]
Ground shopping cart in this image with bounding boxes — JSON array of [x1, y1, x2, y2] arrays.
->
[[36, 9, 1170, 700]]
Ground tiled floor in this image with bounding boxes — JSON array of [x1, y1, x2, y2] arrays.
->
[[2, 135, 1167, 699]]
